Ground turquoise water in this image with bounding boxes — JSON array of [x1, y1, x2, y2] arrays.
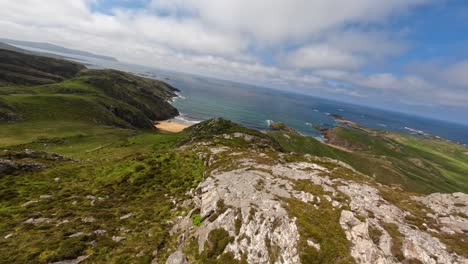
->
[[164, 73, 468, 145], [169, 75, 335, 139]]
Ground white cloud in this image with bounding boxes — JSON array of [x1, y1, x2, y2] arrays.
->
[[1, 0, 467, 117], [442, 60, 468, 87], [150, 0, 431, 43], [286, 45, 363, 70]]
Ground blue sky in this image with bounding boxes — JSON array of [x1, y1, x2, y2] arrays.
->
[[0, 0, 467, 124]]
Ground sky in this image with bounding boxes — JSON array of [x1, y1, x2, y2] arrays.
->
[[0, 0, 467, 124]]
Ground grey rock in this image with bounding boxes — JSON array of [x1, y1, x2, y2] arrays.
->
[[112, 236, 126, 242], [22, 200, 38, 207], [81, 216, 96, 223], [166, 251, 188, 264], [24, 217, 51, 225], [50, 255, 89, 264], [120, 213, 133, 220], [94, 229, 107, 236], [0, 158, 46, 174], [69, 232, 85, 238], [170, 142, 468, 264]]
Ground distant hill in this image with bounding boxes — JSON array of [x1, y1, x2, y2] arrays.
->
[[0, 42, 71, 60], [0, 48, 178, 128], [0, 48, 85, 86], [0, 38, 118, 62]]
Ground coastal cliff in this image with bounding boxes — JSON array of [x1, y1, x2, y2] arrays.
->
[[0, 49, 179, 129]]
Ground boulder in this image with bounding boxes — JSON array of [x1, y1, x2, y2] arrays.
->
[[166, 251, 189, 264]]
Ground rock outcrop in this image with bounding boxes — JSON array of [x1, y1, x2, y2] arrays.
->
[[269, 121, 300, 135], [168, 131, 468, 264]]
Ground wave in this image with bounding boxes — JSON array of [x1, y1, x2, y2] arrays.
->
[[174, 114, 202, 125], [314, 136, 326, 143], [265, 119, 274, 127], [170, 92, 187, 103], [175, 92, 186, 100]]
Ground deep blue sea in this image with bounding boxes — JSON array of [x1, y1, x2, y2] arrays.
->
[[15, 46, 467, 145]]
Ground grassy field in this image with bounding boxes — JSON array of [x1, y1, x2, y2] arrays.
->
[[269, 125, 468, 194], [1, 115, 467, 263], [0, 119, 203, 263], [0, 55, 202, 263]]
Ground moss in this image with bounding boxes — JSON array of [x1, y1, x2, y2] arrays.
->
[[234, 209, 242, 235], [434, 232, 468, 258], [355, 213, 366, 223], [265, 236, 281, 264], [255, 179, 265, 191], [192, 214, 203, 227], [248, 206, 258, 221], [217, 252, 248, 264], [381, 222, 404, 261], [286, 181, 354, 264], [201, 228, 234, 260], [183, 237, 201, 262], [368, 225, 382, 245], [208, 199, 228, 222]]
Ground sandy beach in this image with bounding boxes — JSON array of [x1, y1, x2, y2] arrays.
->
[[155, 120, 191, 132]]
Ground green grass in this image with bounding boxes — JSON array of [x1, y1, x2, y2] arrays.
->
[[381, 222, 404, 261], [1, 70, 178, 131], [285, 180, 354, 264], [0, 120, 203, 263], [192, 214, 202, 227], [269, 126, 468, 194]]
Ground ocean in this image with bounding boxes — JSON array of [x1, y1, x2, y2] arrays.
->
[[164, 73, 468, 145], [93, 59, 468, 145], [12, 46, 468, 145]]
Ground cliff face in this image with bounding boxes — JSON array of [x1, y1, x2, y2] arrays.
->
[[80, 69, 179, 122]]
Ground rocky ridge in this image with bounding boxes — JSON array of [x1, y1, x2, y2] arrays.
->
[[164, 127, 468, 264]]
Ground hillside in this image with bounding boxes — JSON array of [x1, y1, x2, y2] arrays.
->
[[0, 42, 69, 60], [0, 38, 118, 61], [0, 48, 85, 86], [270, 122, 468, 194], [0, 48, 467, 264], [0, 49, 179, 131]]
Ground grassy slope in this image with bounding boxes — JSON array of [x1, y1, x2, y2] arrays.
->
[[0, 49, 201, 263], [0, 126, 205, 263], [0, 114, 466, 263], [0, 48, 179, 130], [270, 126, 468, 194], [0, 75, 178, 132], [0, 49, 84, 86]]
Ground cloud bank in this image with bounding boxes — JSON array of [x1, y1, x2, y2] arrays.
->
[[0, 0, 467, 123]]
